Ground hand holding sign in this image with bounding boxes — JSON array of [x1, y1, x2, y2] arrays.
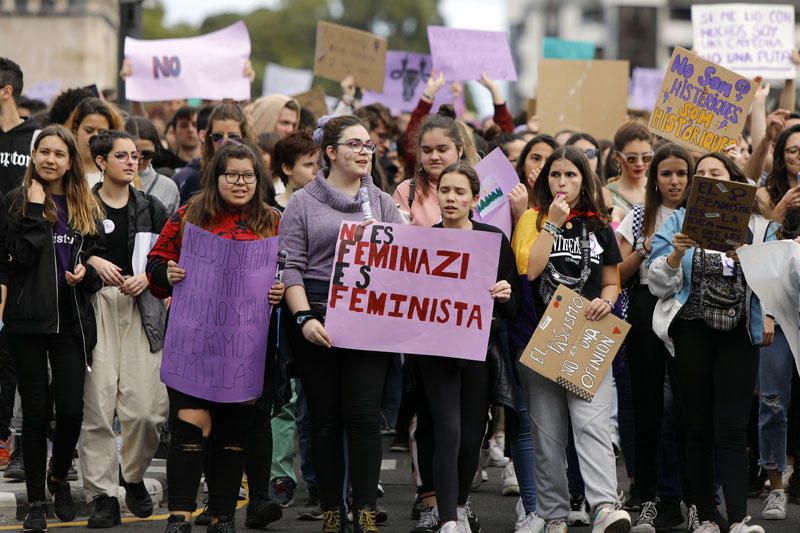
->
[[680, 176, 757, 252]]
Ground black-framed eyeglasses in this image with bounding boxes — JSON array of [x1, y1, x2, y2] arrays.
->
[[619, 151, 654, 165], [211, 132, 243, 145], [336, 139, 377, 154], [584, 148, 599, 160], [111, 151, 139, 163], [221, 171, 257, 185]]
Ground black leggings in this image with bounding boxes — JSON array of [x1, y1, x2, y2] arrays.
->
[[166, 388, 253, 518], [670, 319, 758, 524], [419, 356, 490, 523], [245, 391, 272, 498], [8, 326, 85, 503], [291, 330, 389, 511]]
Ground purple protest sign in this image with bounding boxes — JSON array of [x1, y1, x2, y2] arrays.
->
[[124, 21, 251, 102], [629, 67, 664, 111], [161, 223, 279, 403], [360, 51, 464, 114], [427, 26, 518, 81], [326, 222, 500, 361], [472, 148, 520, 239]]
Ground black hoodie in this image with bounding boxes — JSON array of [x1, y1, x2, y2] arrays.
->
[[0, 117, 39, 195]]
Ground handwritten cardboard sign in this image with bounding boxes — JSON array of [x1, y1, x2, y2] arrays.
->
[[325, 222, 501, 360], [537, 59, 629, 141], [292, 87, 329, 120], [161, 223, 279, 403], [124, 21, 251, 102], [629, 67, 664, 111], [472, 147, 521, 239], [360, 50, 462, 114], [263, 63, 312, 97], [648, 48, 756, 154], [519, 285, 631, 402], [681, 176, 757, 252], [427, 26, 518, 81], [692, 4, 796, 79], [314, 21, 387, 92], [542, 37, 595, 60]]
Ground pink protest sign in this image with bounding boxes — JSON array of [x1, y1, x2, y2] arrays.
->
[[124, 21, 251, 102], [326, 222, 500, 360], [472, 148, 520, 239], [161, 223, 279, 403], [427, 26, 518, 81], [360, 51, 464, 114]]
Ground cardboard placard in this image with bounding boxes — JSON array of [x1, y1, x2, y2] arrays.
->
[[681, 176, 757, 252], [519, 285, 631, 402], [292, 87, 329, 120], [537, 59, 629, 141], [648, 47, 756, 154], [313, 21, 388, 92], [692, 4, 796, 79]]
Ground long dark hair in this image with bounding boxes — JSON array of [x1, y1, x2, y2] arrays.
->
[[316, 115, 368, 176], [643, 144, 694, 236], [202, 102, 251, 167], [765, 124, 800, 207], [534, 147, 609, 231], [515, 134, 557, 183], [184, 143, 278, 238]]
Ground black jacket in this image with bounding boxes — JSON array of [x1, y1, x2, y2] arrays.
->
[[4, 188, 103, 367], [92, 183, 169, 352], [0, 118, 39, 195]]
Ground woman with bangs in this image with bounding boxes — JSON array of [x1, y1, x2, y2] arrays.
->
[[602, 123, 654, 224], [147, 142, 283, 533], [65, 97, 125, 187], [5, 125, 106, 533], [647, 152, 776, 533]]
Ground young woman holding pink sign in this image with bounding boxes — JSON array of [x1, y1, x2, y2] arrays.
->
[[420, 162, 520, 533]]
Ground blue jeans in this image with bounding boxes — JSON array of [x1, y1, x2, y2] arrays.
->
[[511, 379, 537, 513], [381, 354, 403, 430], [758, 326, 793, 472]]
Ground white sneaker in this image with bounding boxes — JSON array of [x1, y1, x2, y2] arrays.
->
[[515, 498, 527, 530], [591, 504, 631, 533], [438, 521, 458, 533], [544, 519, 567, 533], [729, 516, 765, 533], [761, 489, 787, 519], [415, 506, 440, 531], [515, 512, 545, 533], [693, 522, 720, 533], [631, 500, 657, 533], [487, 442, 509, 467], [502, 462, 520, 496], [471, 466, 483, 490], [456, 506, 473, 533]]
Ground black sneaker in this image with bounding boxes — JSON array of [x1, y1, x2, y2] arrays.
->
[[321, 507, 345, 533], [567, 493, 590, 526], [121, 478, 153, 518], [410, 495, 427, 521], [194, 505, 211, 526], [4, 436, 24, 481], [245, 492, 282, 528], [355, 506, 380, 533], [465, 498, 481, 533], [88, 495, 121, 528], [207, 516, 235, 533], [653, 499, 684, 532], [268, 476, 296, 508], [410, 506, 438, 533], [165, 514, 192, 533], [22, 501, 47, 533], [46, 475, 77, 522], [297, 487, 323, 520], [631, 500, 658, 533], [375, 505, 388, 524], [788, 471, 800, 503]]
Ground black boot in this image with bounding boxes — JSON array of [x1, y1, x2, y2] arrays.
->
[[4, 434, 24, 480], [245, 491, 282, 528], [87, 495, 121, 528]]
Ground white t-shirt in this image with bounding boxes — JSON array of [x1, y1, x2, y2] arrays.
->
[[616, 205, 674, 285]]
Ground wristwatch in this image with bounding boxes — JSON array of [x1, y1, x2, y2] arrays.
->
[[634, 236, 650, 259], [294, 310, 320, 329]]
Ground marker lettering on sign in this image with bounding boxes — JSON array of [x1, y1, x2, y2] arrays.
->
[[152, 55, 181, 79]]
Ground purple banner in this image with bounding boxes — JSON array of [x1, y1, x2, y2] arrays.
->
[[427, 26, 518, 81], [472, 148, 520, 238], [360, 50, 464, 114], [161, 223, 279, 403], [325, 222, 500, 361]]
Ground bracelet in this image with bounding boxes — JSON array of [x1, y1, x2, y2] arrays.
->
[[636, 247, 649, 260], [603, 299, 615, 311], [543, 221, 562, 236], [293, 310, 320, 330], [422, 92, 434, 101]]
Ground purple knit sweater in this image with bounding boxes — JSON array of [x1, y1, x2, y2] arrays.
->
[[279, 172, 403, 288]]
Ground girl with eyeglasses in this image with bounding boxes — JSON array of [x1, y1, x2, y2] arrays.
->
[[65, 97, 125, 187], [5, 125, 106, 533], [279, 115, 403, 532], [79, 130, 169, 528], [751, 123, 800, 521], [147, 142, 283, 533], [647, 152, 775, 533], [179, 103, 251, 205], [602, 123, 654, 224], [124, 116, 181, 214]]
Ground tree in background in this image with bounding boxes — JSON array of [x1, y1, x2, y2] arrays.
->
[[143, 0, 443, 97]]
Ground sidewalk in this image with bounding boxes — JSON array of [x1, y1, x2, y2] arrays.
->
[[0, 458, 167, 522]]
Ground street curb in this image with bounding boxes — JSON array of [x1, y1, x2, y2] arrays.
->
[[0, 474, 167, 522]]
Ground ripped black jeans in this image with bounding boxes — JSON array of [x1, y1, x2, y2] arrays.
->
[[166, 387, 255, 517]]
